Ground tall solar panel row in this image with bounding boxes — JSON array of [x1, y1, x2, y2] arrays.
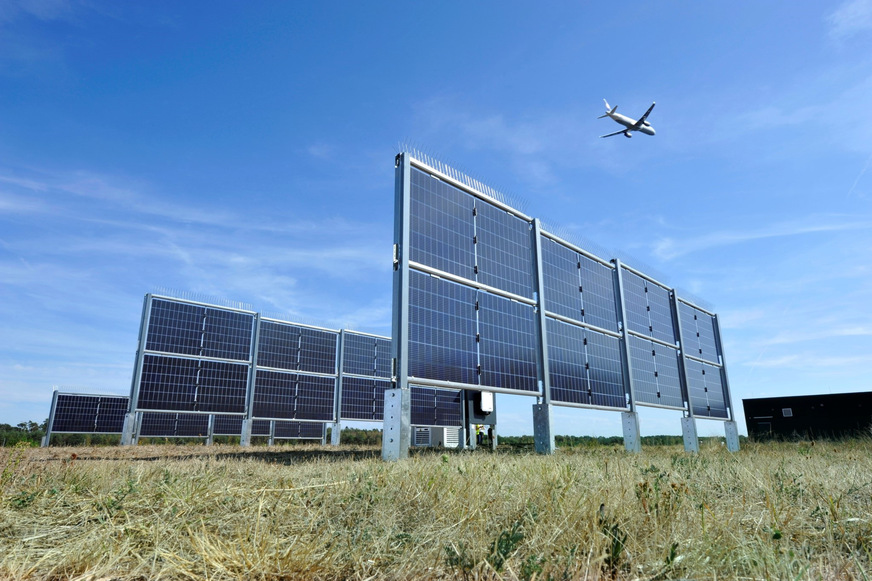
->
[[392, 152, 735, 444]]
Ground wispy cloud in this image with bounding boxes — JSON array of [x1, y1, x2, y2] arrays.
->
[[828, 0, 872, 39], [652, 216, 872, 260]]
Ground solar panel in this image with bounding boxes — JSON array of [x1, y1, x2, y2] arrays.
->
[[340, 376, 390, 421], [685, 359, 729, 418], [139, 413, 210, 438], [408, 270, 478, 384], [620, 269, 676, 344], [628, 335, 684, 409], [273, 420, 324, 439], [679, 303, 720, 365], [51, 394, 128, 433], [137, 354, 249, 413], [257, 321, 338, 374], [145, 298, 253, 361], [478, 291, 538, 392], [547, 319, 626, 409], [251, 370, 335, 421], [409, 167, 476, 279], [475, 200, 534, 298], [410, 386, 463, 427], [541, 237, 619, 332], [342, 332, 392, 378]]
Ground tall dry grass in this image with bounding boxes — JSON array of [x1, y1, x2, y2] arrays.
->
[[1, 440, 871, 580]]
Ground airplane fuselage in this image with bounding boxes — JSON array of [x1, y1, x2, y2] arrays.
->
[[605, 111, 656, 136]]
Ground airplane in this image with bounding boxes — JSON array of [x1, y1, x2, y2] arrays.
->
[[598, 99, 656, 138]]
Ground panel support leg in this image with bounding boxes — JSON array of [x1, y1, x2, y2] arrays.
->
[[205, 415, 215, 446], [468, 424, 477, 450], [382, 388, 410, 461], [331, 421, 342, 446], [240, 418, 253, 447], [533, 403, 555, 455], [121, 413, 137, 446], [489, 424, 498, 450], [622, 411, 641, 453], [681, 416, 699, 453], [724, 420, 740, 452]]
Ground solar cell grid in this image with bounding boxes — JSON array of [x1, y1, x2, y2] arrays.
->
[[146, 299, 205, 356], [409, 168, 476, 279], [201, 308, 254, 361], [578, 257, 619, 332], [679, 303, 720, 365], [541, 238, 583, 322], [252, 370, 334, 421], [478, 292, 538, 392], [139, 413, 210, 438], [137, 354, 248, 413], [342, 333, 391, 378], [52, 394, 130, 433], [339, 376, 390, 421], [620, 270, 676, 343], [274, 421, 324, 439], [629, 336, 684, 409], [474, 200, 534, 298], [408, 271, 478, 384], [686, 359, 729, 418], [411, 386, 463, 427]]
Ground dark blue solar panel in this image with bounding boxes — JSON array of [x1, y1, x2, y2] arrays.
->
[[139, 413, 210, 438], [411, 386, 463, 427], [202, 308, 254, 361], [211, 416, 272, 437], [145, 299, 253, 361], [409, 271, 478, 384], [52, 394, 128, 433], [137, 354, 249, 413], [679, 303, 720, 365], [547, 319, 625, 408], [409, 168, 476, 279], [339, 377, 390, 421], [274, 421, 324, 439], [541, 238, 618, 332], [541, 237, 583, 321], [257, 321, 337, 374], [629, 335, 684, 409], [475, 201, 534, 298], [251, 370, 335, 421], [685, 359, 728, 418], [145, 299, 205, 356], [478, 292, 538, 392], [579, 256, 619, 332], [342, 332, 391, 378], [621, 270, 676, 344]]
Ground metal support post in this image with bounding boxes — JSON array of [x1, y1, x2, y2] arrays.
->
[[531, 219, 554, 454], [622, 411, 641, 453], [205, 414, 215, 446], [724, 420, 740, 452], [132, 411, 142, 445], [321, 423, 328, 446], [382, 388, 410, 461], [613, 261, 641, 453], [42, 389, 59, 447], [240, 313, 261, 447], [331, 420, 342, 446], [533, 404, 555, 454], [384, 152, 413, 461], [123, 294, 152, 446], [681, 416, 699, 453]]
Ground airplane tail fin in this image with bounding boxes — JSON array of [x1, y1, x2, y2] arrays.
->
[[597, 99, 617, 119]]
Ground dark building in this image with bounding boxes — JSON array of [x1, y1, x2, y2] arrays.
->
[[744, 392, 872, 440]]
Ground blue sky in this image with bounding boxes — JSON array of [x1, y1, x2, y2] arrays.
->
[[2, 1, 872, 438]]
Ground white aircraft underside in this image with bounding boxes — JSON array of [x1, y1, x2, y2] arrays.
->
[[598, 99, 656, 138]]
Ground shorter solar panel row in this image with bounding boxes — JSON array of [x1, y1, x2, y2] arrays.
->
[[44, 392, 325, 443]]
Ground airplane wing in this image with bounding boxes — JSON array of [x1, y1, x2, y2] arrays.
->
[[633, 102, 656, 128], [599, 129, 626, 138]]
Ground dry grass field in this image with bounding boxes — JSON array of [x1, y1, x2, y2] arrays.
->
[[2, 439, 871, 580]]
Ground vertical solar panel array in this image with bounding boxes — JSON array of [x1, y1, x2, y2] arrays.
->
[[340, 331, 393, 421], [49, 393, 128, 434], [395, 152, 735, 425], [678, 301, 729, 418], [139, 412, 210, 438], [130, 296, 339, 429], [135, 297, 255, 414]]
